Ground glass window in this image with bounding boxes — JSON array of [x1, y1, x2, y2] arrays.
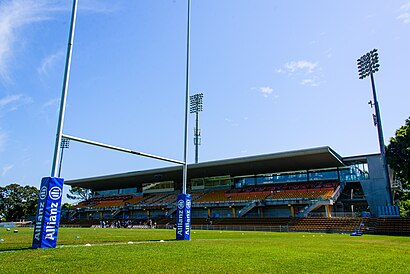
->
[[203, 176, 232, 188], [256, 176, 274, 185], [119, 188, 137, 194], [308, 170, 338, 181], [234, 177, 255, 187], [94, 189, 119, 197], [143, 181, 174, 192], [339, 164, 368, 182]]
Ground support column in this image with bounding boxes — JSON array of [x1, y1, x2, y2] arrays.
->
[[289, 205, 295, 217], [325, 205, 332, 218]]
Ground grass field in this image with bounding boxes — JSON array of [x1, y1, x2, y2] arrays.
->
[[0, 227, 409, 273]]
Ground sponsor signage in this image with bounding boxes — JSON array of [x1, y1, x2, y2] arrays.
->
[[32, 177, 64, 249], [176, 193, 191, 240]]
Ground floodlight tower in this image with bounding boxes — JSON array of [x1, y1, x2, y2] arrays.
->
[[58, 138, 70, 177], [190, 93, 203, 163], [357, 48, 392, 205]]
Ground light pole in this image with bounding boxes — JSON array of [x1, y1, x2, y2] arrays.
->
[[357, 48, 392, 205], [190, 93, 203, 163], [58, 138, 70, 177]]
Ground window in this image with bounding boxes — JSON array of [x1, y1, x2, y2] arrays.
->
[[308, 169, 338, 181]]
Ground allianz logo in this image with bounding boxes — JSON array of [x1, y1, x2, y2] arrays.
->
[[177, 199, 185, 210], [49, 186, 62, 200], [39, 186, 47, 200]]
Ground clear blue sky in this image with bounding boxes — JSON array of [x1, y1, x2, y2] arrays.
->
[[1, 0, 409, 200]]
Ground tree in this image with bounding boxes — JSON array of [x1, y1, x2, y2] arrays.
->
[[0, 184, 39, 221], [386, 116, 410, 216], [66, 186, 91, 201], [62, 202, 72, 210]]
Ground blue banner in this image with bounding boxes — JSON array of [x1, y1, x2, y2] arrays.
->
[[32, 177, 64, 249], [176, 193, 191, 240]]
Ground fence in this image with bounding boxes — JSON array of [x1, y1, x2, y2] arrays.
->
[[190, 225, 290, 232], [308, 212, 361, 217], [0, 222, 16, 228]]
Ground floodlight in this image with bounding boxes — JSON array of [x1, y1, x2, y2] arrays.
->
[[190, 93, 203, 113], [60, 138, 70, 149], [58, 138, 70, 177], [357, 48, 380, 80], [190, 93, 204, 163], [357, 48, 391, 205]]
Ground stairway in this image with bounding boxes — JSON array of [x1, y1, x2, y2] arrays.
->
[[168, 207, 177, 216], [331, 181, 346, 202], [111, 208, 122, 217], [296, 199, 332, 217], [237, 200, 258, 217], [69, 210, 78, 220]]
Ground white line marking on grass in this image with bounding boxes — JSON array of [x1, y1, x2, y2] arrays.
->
[[57, 240, 172, 249], [0, 240, 173, 253], [0, 244, 134, 254]]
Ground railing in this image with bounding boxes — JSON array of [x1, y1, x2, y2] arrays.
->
[[190, 224, 289, 232], [290, 227, 357, 234], [237, 200, 258, 217], [19, 223, 82, 228], [0, 222, 17, 228], [297, 198, 331, 217], [111, 208, 122, 217], [331, 185, 342, 202], [308, 212, 361, 217], [265, 198, 312, 205], [167, 207, 177, 216], [193, 200, 251, 207], [69, 210, 79, 220]]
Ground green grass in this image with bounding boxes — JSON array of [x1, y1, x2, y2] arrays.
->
[[1, 228, 409, 273]]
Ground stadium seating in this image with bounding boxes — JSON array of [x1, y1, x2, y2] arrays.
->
[[194, 182, 336, 204], [60, 208, 410, 237], [93, 200, 126, 208], [290, 217, 368, 233], [190, 191, 207, 200], [268, 189, 334, 200], [212, 217, 292, 227], [75, 195, 134, 208], [60, 176, 410, 237], [125, 196, 145, 205], [140, 193, 170, 205], [73, 181, 338, 210], [372, 217, 410, 236], [70, 184, 338, 229], [195, 189, 270, 203]]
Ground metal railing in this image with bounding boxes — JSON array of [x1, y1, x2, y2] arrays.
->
[[307, 212, 362, 217], [190, 224, 289, 232]]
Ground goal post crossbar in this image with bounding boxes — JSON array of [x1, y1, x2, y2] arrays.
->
[[62, 134, 184, 165]]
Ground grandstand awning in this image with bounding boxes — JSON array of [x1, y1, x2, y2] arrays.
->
[[65, 146, 345, 191]]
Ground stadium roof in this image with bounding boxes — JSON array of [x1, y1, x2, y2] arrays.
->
[[65, 146, 345, 191]]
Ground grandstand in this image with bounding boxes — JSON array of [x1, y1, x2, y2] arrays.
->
[[63, 146, 406, 235]]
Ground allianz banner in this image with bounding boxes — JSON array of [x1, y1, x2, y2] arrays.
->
[[176, 193, 191, 240], [32, 177, 64, 249]]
